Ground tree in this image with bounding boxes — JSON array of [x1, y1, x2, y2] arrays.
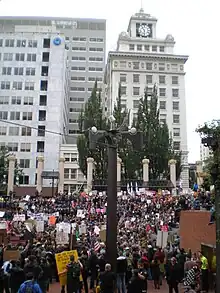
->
[[134, 85, 182, 180], [77, 81, 108, 180], [0, 147, 23, 191]]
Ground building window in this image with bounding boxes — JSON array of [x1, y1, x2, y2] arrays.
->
[[120, 61, 126, 68], [160, 114, 167, 124], [0, 126, 7, 136], [133, 87, 140, 96], [15, 53, 25, 61], [159, 101, 166, 110], [27, 53, 36, 62], [26, 67, 36, 76], [137, 45, 142, 51], [43, 38, 50, 48], [9, 127, 19, 136], [173, 114, 180, 124], [14, 67, 24, 75], [38, 125, 45, 137], [39, 95, 47, 106], [89, 47, 103, 52], [159, 88, 166, 97], [39, 110, 46, 121], [16, 40, 26, 47], [173, 101, 179, 110], [88, 57, 103, 62], [70, 87, 85, 92], [159, 75, 166, 84], [120, 74, 127, 83], [146, 75, 153, 84], [152, 45, 157, 52], [172, 89, 179, 97], [12, 81, 22, 90], [69, 97, 84, 102], [133, 100, 140, 108], [173, 128, 180, 137], [129, 44, 135, 51], [146, 63, 152, 70], [37, 141, 45, 152], [21, 126, 32, 136], [72, 47, 86, 51], [2, 67, 12, 75], [20, 159, 30, 168], [173, 141, 180, 151], [0, 111, 8, 120], [10, 111, 20, 120], [68, 130, 80, 134], [72, 56, 86, 61], [3, 53, 13, 61], [121, 86, 127, 96], [88, 77, 102, 82], [71, 66, 86, 71], [64, 169, 69, 179], [24, 96, 33, 105], [25, 82, 34, 91], [159, 63, 165, 71], [133, 62, 139, 70], [22, 112, 32, 121], [69, 119, 78, 124], [1, 81, 10, 90], [28, 40, 38, 48], [0, 39, 3, 47], [8, 143, 18, 152], [19, 175, 29, 185], [42, 52, 50, 62], [69, 108, 83, 113], [171, 64, 178, 71], [144, 45, 150, 51], [11, 96, 21, 105], [71, 76, 86, 81], [133, 74, 140, 83], [88, 67, 103, 72], [159, 46, 165, 52], [0, 96, 9, 104], [40, 81, 47, 91], [172, 76, 179, 85], [5, 39, 14, 47]]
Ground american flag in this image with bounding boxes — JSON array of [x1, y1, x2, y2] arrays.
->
[[94, 241, 101, 252]]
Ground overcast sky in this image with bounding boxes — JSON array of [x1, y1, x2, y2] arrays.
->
[[0, 0, 219, 162]]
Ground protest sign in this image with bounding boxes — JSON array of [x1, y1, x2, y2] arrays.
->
[[55, 250, 81, 285], [13, 214, 25, 222], [4, 250, 20, 261], [36, 221, 44, 232]]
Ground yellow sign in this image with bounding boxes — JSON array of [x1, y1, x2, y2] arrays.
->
[[55, 250, 81, 286]]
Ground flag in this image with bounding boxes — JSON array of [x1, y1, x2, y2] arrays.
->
[[94, 241, 101, 252]]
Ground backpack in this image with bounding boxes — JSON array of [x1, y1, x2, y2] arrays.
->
[[23, 281, 36, 293]]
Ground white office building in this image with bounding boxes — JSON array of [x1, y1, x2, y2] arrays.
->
[[200, 144, 212, 164], [104, 9, 189, 188], [0, 28, 68, 186]]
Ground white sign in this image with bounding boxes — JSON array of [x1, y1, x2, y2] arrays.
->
[[36, 221, 44, 233], [13, 214, 25, 222], [0, 221, 6, 230]]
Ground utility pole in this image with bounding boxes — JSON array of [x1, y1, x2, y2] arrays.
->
[[200, 122, 220, 293], [88, 122, 142, 271]]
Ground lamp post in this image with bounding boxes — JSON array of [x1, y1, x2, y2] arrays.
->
[[88, 120, 142, 271]]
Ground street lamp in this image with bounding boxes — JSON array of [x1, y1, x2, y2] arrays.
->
[[88, 119, 142, 271]]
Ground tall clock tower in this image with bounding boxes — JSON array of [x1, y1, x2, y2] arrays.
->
[[127, 8, 157, 39]]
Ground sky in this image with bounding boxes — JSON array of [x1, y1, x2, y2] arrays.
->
[[0, 0, 219, 163]]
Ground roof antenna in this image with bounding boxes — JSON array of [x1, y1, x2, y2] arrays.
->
[[140, 0, 144, 13]]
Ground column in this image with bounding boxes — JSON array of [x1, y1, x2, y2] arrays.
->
[[58, 157, 65, 194], [36, 156, 44, 194], [87, 157, 94, 192], [169, 159, 177, 189], [196, 160, 203, 187], [7, 155, 16, 195], [117, 157, 122, 191], [142, 158, 149, 187]]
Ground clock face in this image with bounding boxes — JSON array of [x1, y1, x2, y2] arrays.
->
[[138, 24, 151, 37], [53, 37, 61, 46]]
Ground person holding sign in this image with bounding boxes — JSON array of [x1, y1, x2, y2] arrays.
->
[[66, 255, 82, 293]]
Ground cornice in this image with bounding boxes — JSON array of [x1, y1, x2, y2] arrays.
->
[[108, 51, 189, 64]]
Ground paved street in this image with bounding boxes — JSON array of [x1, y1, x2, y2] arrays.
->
[[49, 280, 186, 293]]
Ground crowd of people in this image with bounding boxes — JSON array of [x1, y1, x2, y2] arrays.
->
[[0, 188, 215, 293]]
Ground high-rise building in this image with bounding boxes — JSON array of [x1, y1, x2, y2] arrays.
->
[[0, 16, 106, 144], [104, 9, 189, 189], [0, 22, 68, 186], [200, 144, 212, 164]]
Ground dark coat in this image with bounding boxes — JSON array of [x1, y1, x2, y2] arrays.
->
[[165, 263, 181, 284]]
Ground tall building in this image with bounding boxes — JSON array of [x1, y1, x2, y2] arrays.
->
[[200, 144, 212, 163], [104, 9, 189, 189], [0, 17, 106, 144], [0, 21, 68, 186]]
